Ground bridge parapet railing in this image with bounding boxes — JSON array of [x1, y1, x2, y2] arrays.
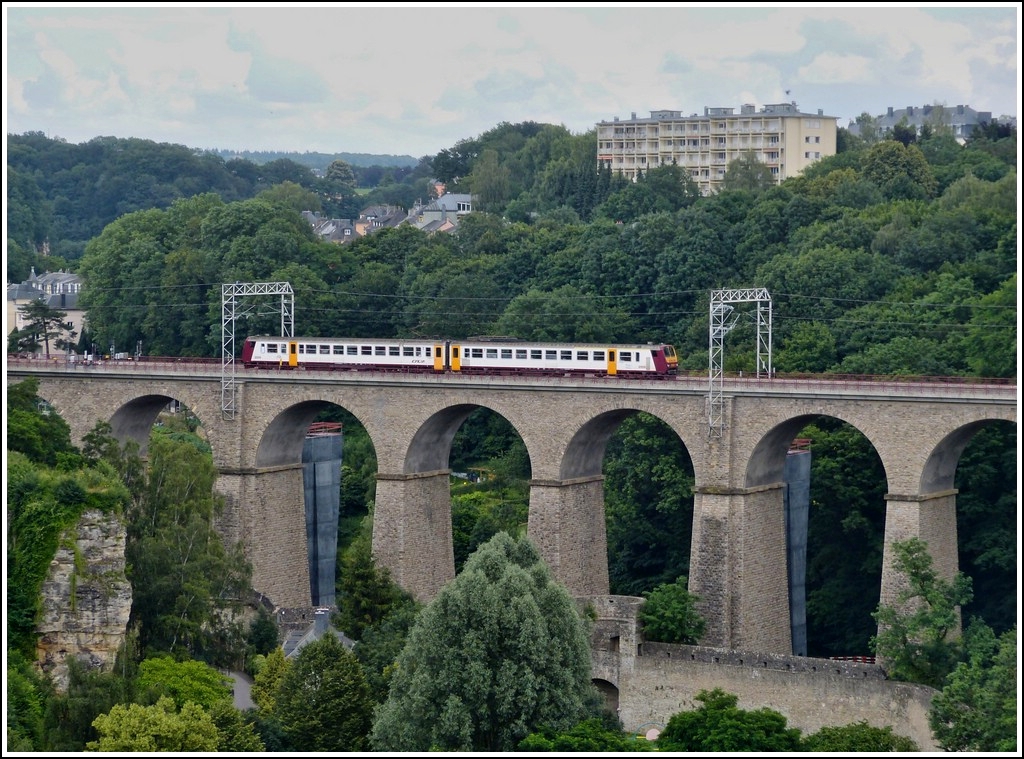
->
[[5, 356, 1017, 401]]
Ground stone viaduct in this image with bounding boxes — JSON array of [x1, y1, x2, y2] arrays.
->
[[6, 359, 1016, 656]]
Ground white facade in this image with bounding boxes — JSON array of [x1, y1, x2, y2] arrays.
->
[[597, 102, 838, 195]]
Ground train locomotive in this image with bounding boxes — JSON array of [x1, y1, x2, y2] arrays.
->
[[241, 335, 678, 377]]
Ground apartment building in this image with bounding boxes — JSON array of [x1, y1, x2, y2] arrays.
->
[[597, 102, 838, 195]]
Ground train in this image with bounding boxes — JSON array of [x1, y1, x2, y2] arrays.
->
[[241, 335, 679, 377]]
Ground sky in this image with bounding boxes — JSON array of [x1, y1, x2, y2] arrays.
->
[[4, 3, 1021, 160]]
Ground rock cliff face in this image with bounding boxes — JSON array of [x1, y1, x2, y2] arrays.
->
[[36, 508, 133, 691]]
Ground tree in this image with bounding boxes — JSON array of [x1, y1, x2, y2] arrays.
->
[[370, 532, 598, 752], [518, 716, 653, 752], [87, 695, 220, 752], [871, 537, 973, 688], [656, 688, 803, 751], [250, 646, 289, 715], [637, 576, 706, 644], [274, 634, 375, 751], [9, 298, 73, 357], [721, 151, 776, 194], [126, 431, 253, 663], [928, 622, 1016, 752], [134, 655, 234, 710], [801, 720, 918, 751]]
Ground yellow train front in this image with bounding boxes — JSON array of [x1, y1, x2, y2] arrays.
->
[[242, 336, 677, 377]]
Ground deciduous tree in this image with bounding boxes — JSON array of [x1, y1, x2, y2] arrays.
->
[[370, 532, 598, 752]]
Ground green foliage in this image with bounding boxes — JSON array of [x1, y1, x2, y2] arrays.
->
[[250, 647, 289, 715], [87, 695, 220, 752], [352, 595, 421, 705], [517, 716, 656, 751], [135, 655, 234, 710], [604, 413, 694, 596], [871, 538, 973, 687], [803, 420, 887, 657], [929, 622, 1017, 752], [638, 576, 706, 644], [43, 643, 138, 751], [335, 511, 416, 641], [207, 699, 266, 752], [801, 720, 918, 751], [656, 688, 803, 752], [6, 377, 78, 466], [126, 431, 253, 663], [6, 443, 130, 658], [6, 649, 49, 751], [274, 634, 375, 751], [371, 533, 597, 752]]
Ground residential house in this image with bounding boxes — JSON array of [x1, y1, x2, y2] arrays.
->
[[6, 268, 86, 355], [302, 211, 357, 244], [354, 205, 406, 237], [403, 193, 474, 234], [848, 104, 1002, 143]]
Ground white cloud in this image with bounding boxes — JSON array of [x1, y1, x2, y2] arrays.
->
[[4, 4, 1018, 155]]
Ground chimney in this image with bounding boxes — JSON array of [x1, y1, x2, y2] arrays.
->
[[314, 606, 331, 636]]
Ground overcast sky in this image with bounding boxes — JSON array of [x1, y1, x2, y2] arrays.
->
[[5, 3, 1020, 159]]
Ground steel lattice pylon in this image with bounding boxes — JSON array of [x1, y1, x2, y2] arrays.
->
[[708, 288, 772, 438], [222, 282, 294, 419]]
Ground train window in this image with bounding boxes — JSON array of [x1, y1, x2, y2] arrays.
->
[[609, 350, 616, 361], [361, 346, 372, 355], [620, 352, 632, 362], [561, 350, 572, 360], [375, 346, 386, 356], [516, 349, 527, 359], [576, 351, 588, 361], [266, 344, 278, 353], [435, 347, 441, 358], [389, 347, 400, 356], [470, 348, 483, 358], [485, 349, 498, 359], [545, 350, 557, 360], [531, 349, 542, 359], [320, 345, 330, 354], [594, 351, 605, 361], [403, 347, 414, 356], [347, 346, 358, 355], [333, 345, 344, 355], [501, 349, 512, 359]]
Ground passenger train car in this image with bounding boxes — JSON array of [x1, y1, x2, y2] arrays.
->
[[241, 336, 678, 377]]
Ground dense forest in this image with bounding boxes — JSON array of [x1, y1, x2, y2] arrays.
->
[[5, 117, 1017, 749]]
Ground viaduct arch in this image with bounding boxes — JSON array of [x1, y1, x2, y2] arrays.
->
[[7, 362, 1016, 654]]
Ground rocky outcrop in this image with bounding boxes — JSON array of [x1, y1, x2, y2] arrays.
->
[[36, 508, 132, 691]]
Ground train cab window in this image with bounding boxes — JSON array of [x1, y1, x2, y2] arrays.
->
[[531, 349, 542, 360], [333, 345, 344, 355], [501, 349, 512, 359], [375, 346, 386, 356], [545, 350, 557, 360], [576, 351, 588, 361], [620, 352, 632, 362], [347, 345, 358, 355], [403, 346, 414, 356], [319, 345, 331, 354], [593, 351, 605, 361], [485, 348, 498, 359], [516, 349, 527, 359], [389, 346, 400, 356], [665, 345, 677, 358], [361, 346, 373, 355], [266, 344, 278, 353]]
